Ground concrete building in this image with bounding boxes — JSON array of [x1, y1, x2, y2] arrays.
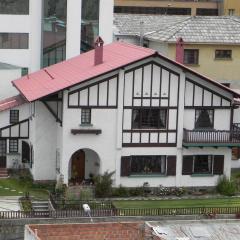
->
[[114, 14, 240, 88], [0, 0, 113, 74], [0, 41, 239, 187]]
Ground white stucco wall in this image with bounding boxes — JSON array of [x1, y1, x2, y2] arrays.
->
[[0, 68, 21, 100]]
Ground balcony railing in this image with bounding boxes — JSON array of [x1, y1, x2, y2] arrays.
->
[[183, 126, 240, 147]]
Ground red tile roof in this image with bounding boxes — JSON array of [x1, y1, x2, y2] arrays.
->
[[13, 42, 156, 102], [27, 222, 144, 240], [0, 95, 27, 112], [13, 41, 240, 102]]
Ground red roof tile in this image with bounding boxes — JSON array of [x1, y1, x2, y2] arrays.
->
[[13, 42, 156, 102], [0, 95, 27, 112]]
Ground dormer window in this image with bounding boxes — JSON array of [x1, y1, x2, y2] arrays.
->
[[195, 109, 214, 129]]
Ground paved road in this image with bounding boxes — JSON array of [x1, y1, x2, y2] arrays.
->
[[0, 196, 20, 211]]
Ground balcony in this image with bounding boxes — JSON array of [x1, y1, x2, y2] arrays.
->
[[183, 124, 240, 147]]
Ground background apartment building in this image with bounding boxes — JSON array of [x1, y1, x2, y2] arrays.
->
[[0, 0, 113, 73], [115, 0, 239, 16]]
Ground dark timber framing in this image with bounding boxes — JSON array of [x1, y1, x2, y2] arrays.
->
[[68, 75, 119, 109], [185, 78, 231, 108], [0, 119, 29, 139], [123, 61, 180, 147]]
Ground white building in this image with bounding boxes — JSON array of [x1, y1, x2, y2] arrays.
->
[[0, 41, 239, 188], [0, 0, 113, 97]]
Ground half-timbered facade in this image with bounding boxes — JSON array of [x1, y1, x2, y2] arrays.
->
[[0, 41, 239, 187]]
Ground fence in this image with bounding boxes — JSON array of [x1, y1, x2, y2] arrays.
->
[[1, 206, 240, 219]]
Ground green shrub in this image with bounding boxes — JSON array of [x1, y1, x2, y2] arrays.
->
[[79, 188, 94, 200], [94, 171, 115, 198], [216, 176, 236, 196], [129, 187, 144, 196], [112, 185, 129, 197]]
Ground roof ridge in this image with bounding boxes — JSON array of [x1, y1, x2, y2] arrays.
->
[[164, 16, 192, 41]]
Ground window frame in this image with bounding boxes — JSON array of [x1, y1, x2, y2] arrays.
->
[[192, 155, 213, 175], [132, 108, 167, 130], [10, 110, 19, 124], [184, 49, 199, 65], [215, 50, 232, 60], [81, 108, 91, 125], [130, 155, 167, 176], [195, 109, 214, 129], [9, 139, 18, 153]]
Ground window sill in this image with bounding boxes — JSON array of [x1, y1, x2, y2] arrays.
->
[[214, 58, 232, 61], [79, 123, 93, 127], [191, 174, 214, 177], [184, 63, 200, 67], [7, 153, 20, 156], [128, 174, 167, 178]]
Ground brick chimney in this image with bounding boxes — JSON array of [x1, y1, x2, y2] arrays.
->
[[176, 37, 184, 64], [94, 36, 104, 65]]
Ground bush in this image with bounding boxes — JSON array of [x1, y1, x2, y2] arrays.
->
[[129, 187, 144, 196], [112, 185, 129, 197], [94, 171, 115, 198], [216, 176, 236, 196], [79, 188, 94, 200]]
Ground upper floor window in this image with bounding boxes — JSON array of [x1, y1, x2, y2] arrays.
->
[[228, 9, 235, 16], [196, 8, 218, 16], [10, 110, 19, 124], [131, 156, 166, 175], [9, 139, 18, 153], [215, 50, 232, 60], [21, 68, 28, 76], [0, 33, 29, 49], [195, 109, 214, 129], [132, 108, 167, 129], [81, 108, 91, 124], [0, 0, 29, 15], [184, 49, 199, 65]]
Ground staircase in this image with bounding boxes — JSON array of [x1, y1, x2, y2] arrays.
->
[[31, 201, 50, 216], [0, 168, 8, 178]]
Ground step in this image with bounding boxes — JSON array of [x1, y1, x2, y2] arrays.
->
[[0, 174, 8, 178]]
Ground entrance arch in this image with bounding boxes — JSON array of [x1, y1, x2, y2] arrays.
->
[[69, 148, 100, 183]]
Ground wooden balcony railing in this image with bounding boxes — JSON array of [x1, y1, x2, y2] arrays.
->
[[183, 127, 240, 146]]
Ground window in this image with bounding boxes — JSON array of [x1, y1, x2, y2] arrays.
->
[[10, 110, 19, 124], [9, 139, 18, 153], [0, 33, 29, 49], [195, 109, 214, 129], [0, 0, 29, 15], [184, 49, 199, 65], [81, 0, 100, 52], [81, 108, 91, 124], [215, 50, 232, 60], [131, 156, 166, 175], [228, 9, 235, 16], [132, 109, 167, 129], [21, 68, 28, 76], [196, 8, 218, 16], [193, 155, 212, 174]]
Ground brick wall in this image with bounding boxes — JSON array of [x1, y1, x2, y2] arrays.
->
[[27, 222, 145, 240]]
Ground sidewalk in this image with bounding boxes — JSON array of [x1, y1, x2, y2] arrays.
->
[[0, 196, 20, 211]]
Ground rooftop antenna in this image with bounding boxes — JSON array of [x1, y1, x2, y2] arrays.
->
[[83, 204, 93, 223]]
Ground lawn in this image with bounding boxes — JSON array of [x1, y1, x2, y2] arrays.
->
[[0, 178, 50, 200], [113, 197, 240, 209]]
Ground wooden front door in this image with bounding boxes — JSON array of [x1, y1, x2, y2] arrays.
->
[[72, 150, 85, 182], [22, 141, 30, 163], [0, 140, 6, 168]]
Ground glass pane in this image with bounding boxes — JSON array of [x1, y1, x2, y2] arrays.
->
[[0, 33, 29, 49], [194, 155, 212, 174], [43, 0, 67, 67], [81, 0, 99, 52], [0, 0, 29, 15]]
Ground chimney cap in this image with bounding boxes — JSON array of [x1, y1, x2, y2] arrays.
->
[[95, 36, 104, 47], [177, 37, 184, 43]]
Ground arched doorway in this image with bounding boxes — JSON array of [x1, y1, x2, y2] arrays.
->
[[71, 150, 85, 182], [69, 148, 100, 184], [22, 141, 30, 164]]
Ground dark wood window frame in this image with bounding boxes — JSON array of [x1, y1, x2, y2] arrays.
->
[[81, 108, 91, 124], [182, 155, 224, 175], [10, 110, 19, 124], [215, 50, 232, 60], [195, 109, 214, 129], [184, 49, 199, 65], [132, 108, 167, 129], [9, 139, 18, 153]]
